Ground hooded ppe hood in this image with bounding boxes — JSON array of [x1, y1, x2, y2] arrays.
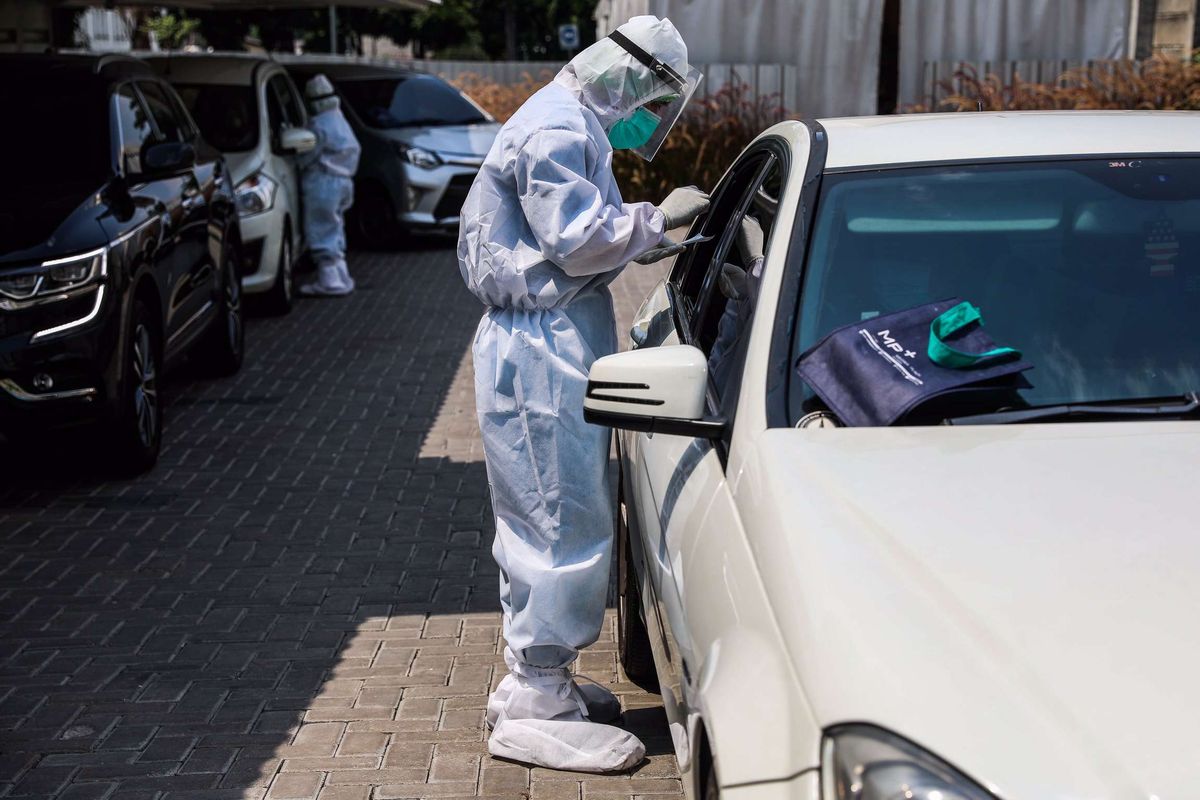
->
[[306, 74, 341, 115], [553, 15, 689, 131]]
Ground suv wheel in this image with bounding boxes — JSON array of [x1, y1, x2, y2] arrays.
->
[[617, 473, 659, 692], [109, 300, 162, 476], [263, 227, 295, 315], [198, 248, 245, 376], [352, 187, 400, 250]]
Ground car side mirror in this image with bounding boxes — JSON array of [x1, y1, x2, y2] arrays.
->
[[134, 142, 196, 180], [280, 127, 317, 154], [583, 345, 727, 439]]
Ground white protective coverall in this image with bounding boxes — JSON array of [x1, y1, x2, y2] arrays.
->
[[458, 15, 695, 773], [300, 75, 362, 297]]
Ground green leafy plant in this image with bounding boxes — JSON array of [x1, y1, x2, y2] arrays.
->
[[142, 11, 201, 51]]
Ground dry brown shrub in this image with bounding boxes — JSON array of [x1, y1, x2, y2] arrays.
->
[[450, 70, 554, 123], [450, 70, 791, 203], [932, 52, 1200, 112]]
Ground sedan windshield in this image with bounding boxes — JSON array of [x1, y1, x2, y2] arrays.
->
[[173, 83, 259, 152], [336, 75, 488, 128], [792, 157, 1200, 421]]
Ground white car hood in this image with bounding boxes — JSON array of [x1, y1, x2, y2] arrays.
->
[[741, 422, 1200, 799], [385, 122, 499, 160]]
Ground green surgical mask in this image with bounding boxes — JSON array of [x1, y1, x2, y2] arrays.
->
[[607, 107, 660, 150]]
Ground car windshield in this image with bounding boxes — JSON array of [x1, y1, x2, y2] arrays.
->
[[4, 72, 109, 188], [173, 83, 259, 152], [336, 74, 488, 128], [791, 157, 1200, 422]]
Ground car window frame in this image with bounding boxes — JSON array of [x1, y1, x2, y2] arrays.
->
[[112, 80, 158, 178], [135, 79, 187, 145], [664, 137, 791, 461]]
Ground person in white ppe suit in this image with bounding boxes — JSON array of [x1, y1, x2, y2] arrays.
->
[[458, 15, 709, 773], [299, 74, 361, 297]]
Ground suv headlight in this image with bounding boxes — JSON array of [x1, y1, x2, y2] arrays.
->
[[822, 725, 997, 800], [0, 247, 107, 301], [235, 173, 277, 217], [397, 143, 442, 169]]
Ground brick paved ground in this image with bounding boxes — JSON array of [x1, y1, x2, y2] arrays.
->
[[0, 242, 676, 800]]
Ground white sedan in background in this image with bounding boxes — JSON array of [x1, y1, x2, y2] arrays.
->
[[585, 112, 1200, 800], [149, 54, 315, 314]]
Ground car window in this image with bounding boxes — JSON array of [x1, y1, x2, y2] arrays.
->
[[174, 83, 259, 153], [695, 156, 784, 409], [269, 74, 305, 129], [670, 152, 773, 333], [789, 157, 1200, 422], [114, 83, 155, 175], [336, 74, 488, 128], [137, 81, 185, 143]]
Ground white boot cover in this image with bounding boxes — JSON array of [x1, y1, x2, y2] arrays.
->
[[487, 663, 644, 773], [490, 718, 645, 773], [299, 263, 352, 297], [488, 649, 621, 729], [335, 261, 356, 292], [488, 673, 621, 728]]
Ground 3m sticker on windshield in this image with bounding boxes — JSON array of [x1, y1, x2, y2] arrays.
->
[[790, 157, 1200, 421]]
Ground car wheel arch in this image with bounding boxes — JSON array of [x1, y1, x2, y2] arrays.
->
[[691, 626, 820, 788]]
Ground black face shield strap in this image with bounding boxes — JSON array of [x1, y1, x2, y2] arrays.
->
[[608, 30, 686, 93]]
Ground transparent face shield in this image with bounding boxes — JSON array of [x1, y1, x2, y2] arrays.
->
[[608, 31, 703, 162]]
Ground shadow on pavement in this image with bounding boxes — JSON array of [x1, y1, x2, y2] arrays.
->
[[0, 240, 679, 799]]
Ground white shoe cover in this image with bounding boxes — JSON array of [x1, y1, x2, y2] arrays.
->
[[335, 261, 356, 292], [299, 263, 352, 297], [488, 673, 621, 729], [490, 717, 645, 773], [487, 659, 644, 773]]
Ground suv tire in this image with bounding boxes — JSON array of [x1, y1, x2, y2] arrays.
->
[[352, 186, 401, 250], [108, 299, 163, 476], [262, 225, 295, 315], [197, 247, 245, 377]]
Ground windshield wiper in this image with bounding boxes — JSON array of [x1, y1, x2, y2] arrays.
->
[[943, 392, 1200, 425]]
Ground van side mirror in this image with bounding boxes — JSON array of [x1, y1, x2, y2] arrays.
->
[[139, 141, 196, 177], [280, 127, 317, 154], [583, 345, 727, 439]]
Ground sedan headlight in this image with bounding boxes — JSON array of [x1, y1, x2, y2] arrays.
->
[[235, 173, 277, 217], [397, 143, 442, 169], [822, 726, 996, 800], [0, 248, 107, 301]]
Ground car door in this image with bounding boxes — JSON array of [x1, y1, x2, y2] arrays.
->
[[266, 70, 306, 251], [136, 79, 214, 350], [112, 83, 184, 329], [622, 144, 787, 739]]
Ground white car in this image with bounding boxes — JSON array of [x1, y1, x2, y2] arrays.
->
[[585, 112, 1200, 800], [149, 54, 315, 314]]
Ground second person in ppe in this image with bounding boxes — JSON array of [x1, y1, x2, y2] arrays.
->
[[458, 15, 708, 774], [299, 74, 361, 298]]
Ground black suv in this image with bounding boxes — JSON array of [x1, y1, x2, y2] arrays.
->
[[0, 54, 245, 473]]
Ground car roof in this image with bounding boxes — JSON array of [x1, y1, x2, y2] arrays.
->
[[808, 111, 1200, 169], [0, 52, 155, 82], [142, 52, 278, 85], [283, 59, 422, 81]]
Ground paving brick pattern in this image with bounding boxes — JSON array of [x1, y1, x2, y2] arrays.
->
[[0, 243, 676, 800]]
